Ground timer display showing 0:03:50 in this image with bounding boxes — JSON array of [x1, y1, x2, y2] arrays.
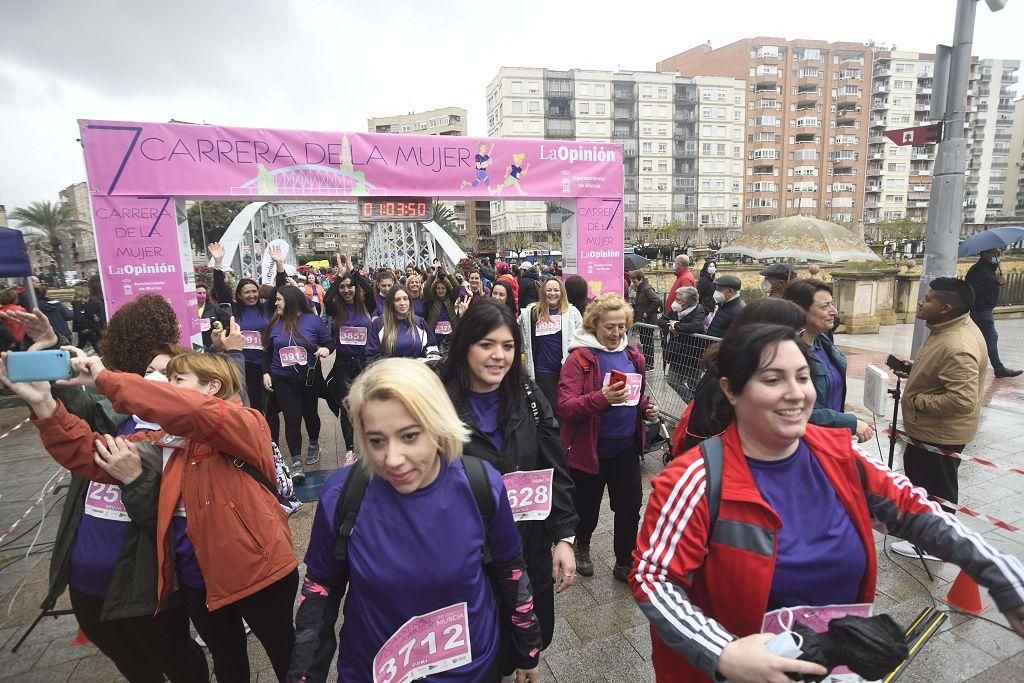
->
[[359, 199, 431, 221]]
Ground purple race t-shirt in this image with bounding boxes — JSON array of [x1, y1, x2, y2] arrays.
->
[[69, 418, 142, 597], [469, 389, 503, 453], [595, 349, 639, 456], [303, 458, 522, 681], [235, 303, 269, 366], [746, 440, 867, 610], [534, 309, 563, 374]]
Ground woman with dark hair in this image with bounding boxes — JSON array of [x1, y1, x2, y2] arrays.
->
[[262, 285, 333, 481], [632, 323, 1024, 683], [440, 300, 578, 662], [304, 273, 327, 315], [784, 278, 874, 443], [696, 259, 718, 313], [323, 253, 375, 456], [74, 275, 106, 353], [424, 267, 462, 350], [208, 242, 283, 414], [563, 275, 589, 318], [489, 280, 518, 318], [366, 285, 439, 361], [670, 297, 807, 456]]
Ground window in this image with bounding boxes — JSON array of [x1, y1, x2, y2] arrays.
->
[[657, 87, 668, 99], [657, 142, 668, 154], [579, 102, 590, 115], [892, 97, 911, 107], [526, 82, 540, 94], [733, 145, 742, 158], [798, 67, 821, 78], [512, 81, 523, 94], [641, 85, 653, 98], [642, 124, 653, 135], [530, 120, 541, 133], [642, 160, 653, 172], [657, 124, 668, 136], [657, 160, 668, 173], [595, 102, 606, 115], [512, 120, 524, 133], [642, 105, 653, 117], [797, 48, 822, 61], [528, 100, 539, 114], [895, 63, 913, 74], [512, 100, 524, 114], [642, 142, 653, 153], [579, 121, 591, 133], [838, 85, 860, 96], [579, 83, 590, 96], [642, 177, 653, 190], [656, 105, 668, 117], [894, 80, 913, 90], [754, 45, 780, 59]]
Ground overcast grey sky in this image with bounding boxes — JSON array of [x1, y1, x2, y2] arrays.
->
[[2, 0, 1022, 214]]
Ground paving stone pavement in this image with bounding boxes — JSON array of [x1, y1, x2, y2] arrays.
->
[[1, 321, 1023, 681]]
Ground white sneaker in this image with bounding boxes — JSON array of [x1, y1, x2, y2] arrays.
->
[[890, 540, 941, 562]]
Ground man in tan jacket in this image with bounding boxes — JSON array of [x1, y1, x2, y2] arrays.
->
[[892, 277, 988, 559]]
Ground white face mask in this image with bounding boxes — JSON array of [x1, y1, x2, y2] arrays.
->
[[671, 301, 683, 312], [707, 266, 717, 276], [713, 290, 726, 305], [760, 279, 773, 293], [144, 370, 168, 383], [990, 257, 1001, 265]]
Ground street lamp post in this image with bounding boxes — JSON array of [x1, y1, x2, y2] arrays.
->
[[912, 0, 1007, 354]]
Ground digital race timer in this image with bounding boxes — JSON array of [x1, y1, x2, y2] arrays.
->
[[357, 197, 433, 222]]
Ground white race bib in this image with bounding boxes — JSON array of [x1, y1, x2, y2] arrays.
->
[[279, 345, 308, 366], [242, 330, 263, 350], [603, 372, 643, 406], [84, 482, 129, 522], [434, 320, 453, 336], [535, 314, 561, 336], [199, 317, 211, 332], [339, 326, 368, 346], [502, 469, 554, 521], [373, 603, 472, 683]]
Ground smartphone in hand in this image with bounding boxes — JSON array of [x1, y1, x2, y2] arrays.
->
[[885, 354, 912, 374], [5, 350, 73, 383], [610, 369, 628, 387]]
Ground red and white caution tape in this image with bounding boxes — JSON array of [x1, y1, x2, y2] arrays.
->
[[0, 417, 30, 443], [929, 496, 1020, 533], [0, 469, 69, 547], [888, 429, 1024, 478]]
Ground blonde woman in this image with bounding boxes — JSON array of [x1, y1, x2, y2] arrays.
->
[[517, 277, 582, 408], [289, 359, 542, 682], [365, 285, 439, 361]]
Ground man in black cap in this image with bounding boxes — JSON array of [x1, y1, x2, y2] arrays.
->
[[706, 274, 746, 338], [759, 263, 798, 299]]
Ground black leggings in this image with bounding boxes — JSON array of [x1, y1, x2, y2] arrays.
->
[[571, 443, 644, 566], [270, 373, 320, 462], [332, 356, 366, 450], [182, 569, 299, 683], [69, 588, 208, 683], [244, 362, 265, 413], [534, 371, 559, 413]]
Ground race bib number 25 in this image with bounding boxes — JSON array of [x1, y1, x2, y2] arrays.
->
[[373, 603, 471, 683]]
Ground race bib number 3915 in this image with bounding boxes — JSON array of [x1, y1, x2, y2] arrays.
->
[[502, 469, 554, 521], [373, 603, 472, 683]]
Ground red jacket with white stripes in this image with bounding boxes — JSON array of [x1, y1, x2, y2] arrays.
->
[[630, 422, 1024, 682]]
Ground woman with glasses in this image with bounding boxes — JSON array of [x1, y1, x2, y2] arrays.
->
[[784, 279, 874, 443]]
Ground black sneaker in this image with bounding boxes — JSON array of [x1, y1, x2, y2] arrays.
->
[[612, 563, 631, 583], [575, 547, 594, 577], [995, 367, 1023, 378]]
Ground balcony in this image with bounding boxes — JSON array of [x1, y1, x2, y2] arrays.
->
[[866, 184, 882, 193], [869, 135, 887, 145], [1004, 72, 1019, 83], [869, 152, 885, 160], [909, 192, 930, 201], [870, 118, 886, 128], [873, 68, 892, 78], [864, 200, 881, 209], [871, 100, 890, 111], [916, 101, 931, 111], [867, 166, 883, 177], [836, 117, 858, 129], [612, 88, 635, 101]]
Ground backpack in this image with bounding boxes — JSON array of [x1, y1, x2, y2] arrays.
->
[[333, 455, 496, 566]]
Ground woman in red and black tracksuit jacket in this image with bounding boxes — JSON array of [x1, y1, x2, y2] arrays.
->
[[632, 323, 1024, 683]]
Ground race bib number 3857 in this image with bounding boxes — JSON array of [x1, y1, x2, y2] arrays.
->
[[373, 603, 471, 683], [502, 469, 554, 521]]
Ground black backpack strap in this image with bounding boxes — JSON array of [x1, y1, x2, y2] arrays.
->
[[233, 458, 281, 502], [523, 381, 540, 425], [461, 455, 495, 565], [698, 437, 724, 550], [333, 466, 372, 562]]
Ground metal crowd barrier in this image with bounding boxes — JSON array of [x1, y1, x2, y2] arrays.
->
[[627, 322, 721, 428]]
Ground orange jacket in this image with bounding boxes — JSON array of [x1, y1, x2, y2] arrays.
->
[[32, 371, 297, 611]]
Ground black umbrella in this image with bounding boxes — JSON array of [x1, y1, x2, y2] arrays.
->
[[788, 614, 909, 682], [624, 253, 650, 271]]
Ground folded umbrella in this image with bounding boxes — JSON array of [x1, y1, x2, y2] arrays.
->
[[785, 614, 909, 681]]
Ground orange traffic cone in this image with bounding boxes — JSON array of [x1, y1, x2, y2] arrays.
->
[[71, 627, 91, 646], [942, 569, 986, 615]]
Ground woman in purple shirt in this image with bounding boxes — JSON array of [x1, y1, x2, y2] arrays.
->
[[262, 286, 334, 482], [289, 359, 542, 682], [366, 286, 440, 362], [324, 255, 375, 458], [784, 279, 874, 443]]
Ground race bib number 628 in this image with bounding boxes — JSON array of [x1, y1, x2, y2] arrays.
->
[[502, 468, 554, 522]]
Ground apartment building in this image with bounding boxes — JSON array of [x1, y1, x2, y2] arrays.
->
[[694, 76, 746, 235], [59, 181, 99, 275], [864, 51, 938, 226], [1008, 98, 1024, 215], [286, 202, 366, 256], [659, 38, 873, 225], [966, 59, 1021, 222], [485, 67, 716, 249]]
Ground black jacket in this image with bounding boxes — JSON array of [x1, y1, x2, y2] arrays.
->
[[517, 271, 542, 310], [965, 258, 1001, 312], [706, 295, 746, 338], [38, 298, 73, 338], [634, 281, 662, 324], [448, 379, 577, 592], [73, 296, 106, 335], [657, 304, 708, 365], [696, 273, 717, 312]]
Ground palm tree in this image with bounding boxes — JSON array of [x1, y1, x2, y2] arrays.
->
[[9, 201, 85, 286], [431, 203, 458, 234]]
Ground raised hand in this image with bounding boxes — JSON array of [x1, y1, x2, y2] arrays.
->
[[269, 244, 285, 265], [208, 242, 225, 264], [213, 316, 244, 352], [0, 351, 55, 414], [0, 309, 58, 350]]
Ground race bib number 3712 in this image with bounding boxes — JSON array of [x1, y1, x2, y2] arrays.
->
[[373, 603, 472, 683]]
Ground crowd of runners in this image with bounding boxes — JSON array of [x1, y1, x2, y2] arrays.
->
[[0, 247, 1022, 683]]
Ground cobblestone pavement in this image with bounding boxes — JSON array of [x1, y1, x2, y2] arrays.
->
[[1, 321, 1023, 681]]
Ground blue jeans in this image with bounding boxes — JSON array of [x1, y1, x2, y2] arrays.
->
[[970, 309, 1004, 371]]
